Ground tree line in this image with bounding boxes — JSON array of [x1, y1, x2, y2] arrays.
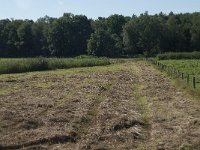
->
[[0, 12, 200, 58]]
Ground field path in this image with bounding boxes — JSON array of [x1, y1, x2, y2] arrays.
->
[[134, 61, 200, 149], [0, 60, 200, 149]]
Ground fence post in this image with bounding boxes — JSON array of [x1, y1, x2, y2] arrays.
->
[[177, 70, 180, 78], [176, 70, 178, 78], [187, 74, 189, 84], [193, 77, 196, 89], [182, 73, 184, 80]]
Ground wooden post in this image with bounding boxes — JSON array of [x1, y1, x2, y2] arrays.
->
[[177, 70, 180, 78], [182, 73, 184, 80], [193, 77, 196, 89], [187, 74, 189, 84]]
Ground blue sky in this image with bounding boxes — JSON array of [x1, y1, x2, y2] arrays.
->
[[0, 0, 200, 20]]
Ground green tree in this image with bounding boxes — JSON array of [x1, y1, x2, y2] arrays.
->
[[106, 14, 126, 35], [87, 30, 121, 57], [123, 13, 165, 56], [5, 19, 24, 57], [0, 19, 10, 57], [191, 13, 200, 51], [49, 13, 92, 56], [17, 20, 34, 56], [31, 17, 52, 56]]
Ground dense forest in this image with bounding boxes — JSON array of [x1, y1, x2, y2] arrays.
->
[[0, 12, 200, 57]]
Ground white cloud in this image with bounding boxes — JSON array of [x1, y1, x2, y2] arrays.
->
[[58, 0, 64, 5], [15, 0, 32, 10]]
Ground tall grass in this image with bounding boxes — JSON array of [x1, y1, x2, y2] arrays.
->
[[157, 51, 200, 60], [160, 60, 200, 76], [160, 59, 200, 89], [0, 57, 110, 74]]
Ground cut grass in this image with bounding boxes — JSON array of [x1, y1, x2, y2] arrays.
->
[[0, 57, 110, 74], [131, 63, 151, 126], [0, 84, 22, 96], [136, 96, 150, 124]]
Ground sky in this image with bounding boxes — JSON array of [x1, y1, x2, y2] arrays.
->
[[0, 0, 200, 20]]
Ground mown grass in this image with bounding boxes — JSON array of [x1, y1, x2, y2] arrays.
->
[[0, 57, 110, 74], [157, 52, 200, 60]]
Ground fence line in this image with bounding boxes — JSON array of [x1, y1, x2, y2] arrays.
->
[[146, 58, 199, 89]]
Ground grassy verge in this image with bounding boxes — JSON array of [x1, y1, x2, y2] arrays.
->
[[160, 59, 200, 76], [0, 57, 110, 74], [160, 60, 200, 89], [148, 59, 200, 98]]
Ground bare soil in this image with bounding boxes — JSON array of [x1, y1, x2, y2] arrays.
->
[[0, 60, 200, 150]]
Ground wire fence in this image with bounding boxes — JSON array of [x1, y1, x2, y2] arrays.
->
[[146, 58, 199, 89]]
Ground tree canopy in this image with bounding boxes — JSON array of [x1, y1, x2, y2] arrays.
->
[[0, 12, 200, 57]]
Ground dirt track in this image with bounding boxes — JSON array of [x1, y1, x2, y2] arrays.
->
[[0, 60, 200, 150]]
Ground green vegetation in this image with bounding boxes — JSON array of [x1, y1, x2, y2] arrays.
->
[[0, 12, 200, 58], [160, 60, 200, 76], [159, 60, 200, 89], [0, 57, 110, 74], [157, 52, 200, 60]]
